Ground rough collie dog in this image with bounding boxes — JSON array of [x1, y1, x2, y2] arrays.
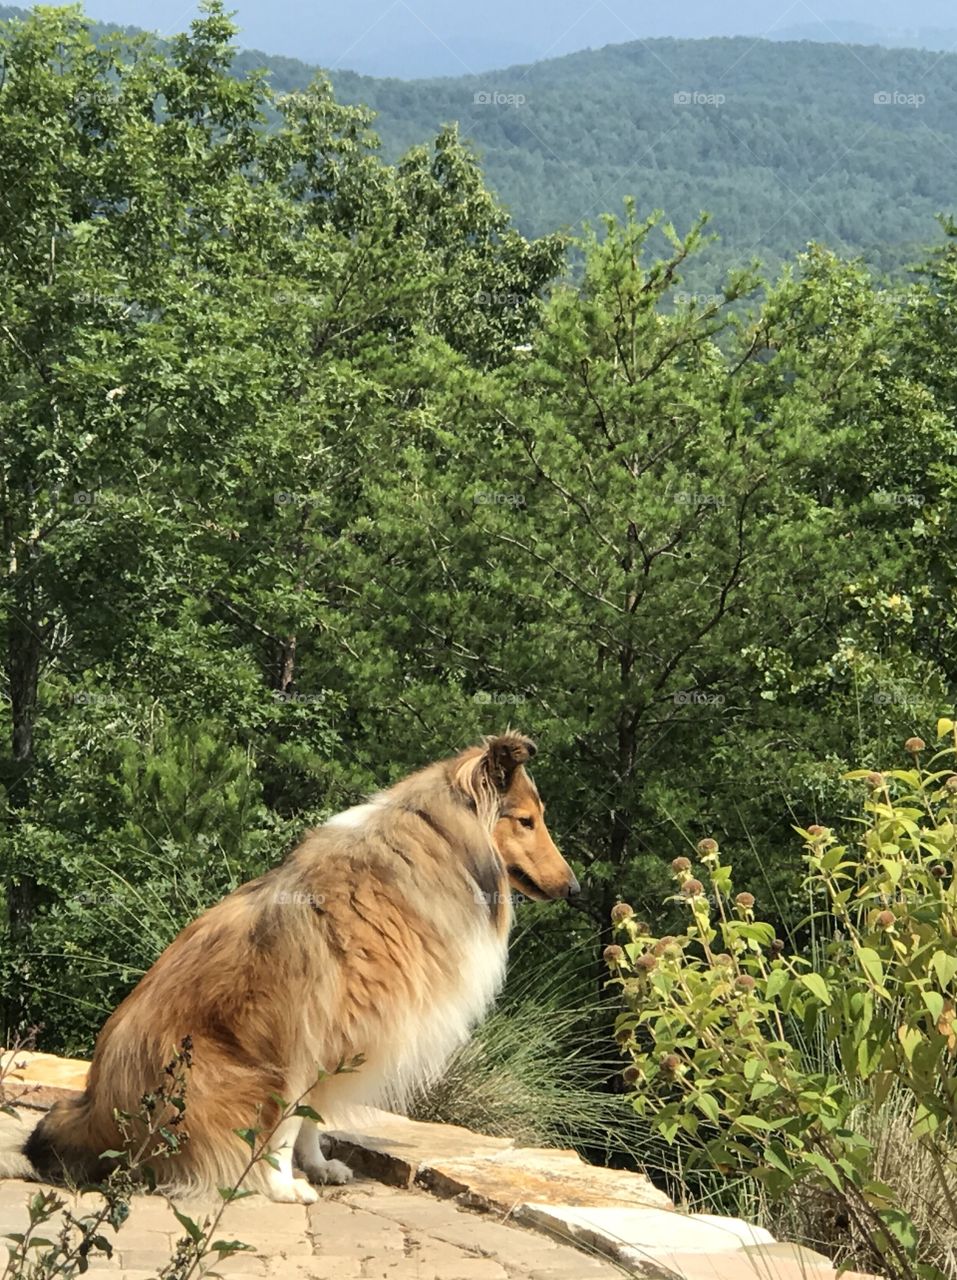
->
[[17, 733, 578, 1201]]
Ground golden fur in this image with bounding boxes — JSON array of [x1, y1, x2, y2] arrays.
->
[[17, 733, 577, 1201]]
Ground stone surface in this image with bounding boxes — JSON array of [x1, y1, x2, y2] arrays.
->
[[0, 1175, 624, 1279], [516, 1204, 776, 1271], [1, 1050, 879, 1280], [0, 1049, 89, 1108], [635, 1246, 878, 1280], [324, 1109, 514, 1189], [414, 1145, 673, 1214]]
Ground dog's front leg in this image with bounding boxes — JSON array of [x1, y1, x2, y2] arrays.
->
[[262, 1116, 320, 1203], [294, 1117, 353, 1186]]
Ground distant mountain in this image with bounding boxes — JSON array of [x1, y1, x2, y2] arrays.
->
[[33, 0, 957, 78], [323, 35, 956, 282], [770, 22, 957, 53], [2, 5, 954, 284]]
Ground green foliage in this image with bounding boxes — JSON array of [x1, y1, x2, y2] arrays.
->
[[609, 727, 957, 1279], [0, 0, 562, 1045], [4, 21, 957, 1268]]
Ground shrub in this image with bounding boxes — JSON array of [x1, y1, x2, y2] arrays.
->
[[609, 723, 957, 1280]]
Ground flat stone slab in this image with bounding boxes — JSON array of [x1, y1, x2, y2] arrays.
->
[[517, 1204, 774, 1269], [325, 1109, 515, 1187], [0, 1050, 89, 1108], [414, 1145, 673, 1213]]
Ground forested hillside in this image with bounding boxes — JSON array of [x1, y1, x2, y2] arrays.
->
[[326, 36, 957, 276], [1, 3, 954, 280]]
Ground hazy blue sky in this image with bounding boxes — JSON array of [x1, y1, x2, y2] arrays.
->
[[79, 0, 957, 75]]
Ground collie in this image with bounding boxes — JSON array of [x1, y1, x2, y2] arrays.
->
[[15, 733, 578, 1201]]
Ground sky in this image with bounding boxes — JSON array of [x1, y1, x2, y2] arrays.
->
[[79, 0, 957, 76]]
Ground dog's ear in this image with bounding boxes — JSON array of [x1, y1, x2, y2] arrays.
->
[[483, 733, 536, 792]]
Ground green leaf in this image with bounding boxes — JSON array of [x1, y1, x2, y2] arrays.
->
[[803, 1151, 843, 1191], [878, 1207, 919, 1250], [696, 1093, 720, 1124], [217, 1187, 256, 1203], [743, 1056, 763, 1083], [735, 1114, 774, 1131], [856, 947, 884, 989], [799, 973, 831, 1006], [897, 1025, 923, 1062], [932, 951, 957, 989], [923, 990, 944, 1022], [172, 1207, 203, 1244], [764, 969, 788, 1001]]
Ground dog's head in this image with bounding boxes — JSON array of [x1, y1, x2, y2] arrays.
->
[[456, 733, 579, 902]]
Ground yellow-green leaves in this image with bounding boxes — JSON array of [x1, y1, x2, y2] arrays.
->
[[612, 733, 957, 1276]]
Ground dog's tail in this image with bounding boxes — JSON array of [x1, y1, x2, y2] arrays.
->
[[11, 1097, 111, 1184]]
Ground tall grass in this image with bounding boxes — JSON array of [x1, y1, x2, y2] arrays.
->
[[410, 923, 658, 1169]]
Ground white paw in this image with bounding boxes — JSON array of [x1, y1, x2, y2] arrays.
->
[[269, 1178, 319, 1204], [302, 1158, 354, 1186]]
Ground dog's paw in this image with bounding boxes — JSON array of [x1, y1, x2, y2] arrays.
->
[[306, 1158, 353, 1186], [269, 1177, 319, 1205]]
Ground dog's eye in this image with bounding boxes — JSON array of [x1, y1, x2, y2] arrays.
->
[[518, 816, 535, 829]]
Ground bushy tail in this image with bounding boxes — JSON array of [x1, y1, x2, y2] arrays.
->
[[18, 1098, 110, 1184]]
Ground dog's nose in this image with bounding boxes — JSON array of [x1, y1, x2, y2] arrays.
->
[[566, 873, 581, 898]]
